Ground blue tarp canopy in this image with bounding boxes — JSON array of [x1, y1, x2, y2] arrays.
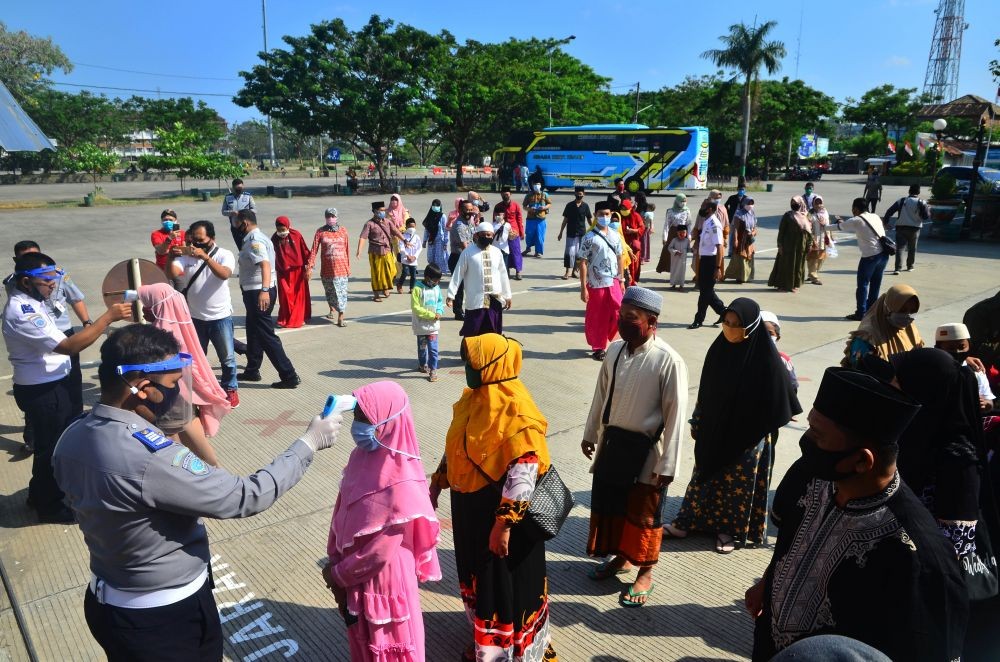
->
[[0, 80, 55, 152]]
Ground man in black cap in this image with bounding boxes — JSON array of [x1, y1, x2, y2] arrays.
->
[[747, 368, 968, 661], [558, 186, 592, 279]]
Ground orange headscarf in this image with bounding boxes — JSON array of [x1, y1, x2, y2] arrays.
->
[[443, 334, 550, 493]]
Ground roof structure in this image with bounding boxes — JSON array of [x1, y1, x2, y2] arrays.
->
[[0, 80, 55, 152], [917, 94, 1000, 127]]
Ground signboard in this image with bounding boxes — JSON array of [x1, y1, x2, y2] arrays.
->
[[816, 138, 829, 157], [797, 134, 816, 159], [326, 148, 341, 163]]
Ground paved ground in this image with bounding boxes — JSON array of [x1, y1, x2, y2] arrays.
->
[[0, 175, 997, 661]]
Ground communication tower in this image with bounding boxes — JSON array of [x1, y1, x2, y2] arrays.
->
[[922, 0, 969, 102]]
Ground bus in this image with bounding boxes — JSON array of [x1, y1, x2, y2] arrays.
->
[[493, 124, 709, 193]]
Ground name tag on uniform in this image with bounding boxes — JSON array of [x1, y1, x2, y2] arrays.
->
[[132, 428, 171, 452]]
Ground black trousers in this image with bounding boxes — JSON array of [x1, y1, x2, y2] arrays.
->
[[241, 287, 295, 380], [447, 253, 464, 317], [13, 377, 73, 513], [894, 226, 919, 270], [64, 328, 83, 415], [694, 255, 726, 324], [84, 578, 222, 662], [866, 198, 878, 213]]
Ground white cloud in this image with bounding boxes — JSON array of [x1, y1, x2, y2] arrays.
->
[[884, 55, 911, 67]]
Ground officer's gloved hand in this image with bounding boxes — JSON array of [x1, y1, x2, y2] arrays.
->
[[299, 413, 343, 452]]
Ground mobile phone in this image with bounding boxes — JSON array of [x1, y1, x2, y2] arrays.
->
[[181, 246, 194, 256]]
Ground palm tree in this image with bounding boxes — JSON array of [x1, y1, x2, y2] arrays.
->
[[702, 21, 786, 178]]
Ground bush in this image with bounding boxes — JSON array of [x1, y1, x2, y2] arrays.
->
[[931, 174, 958, 200], [890, 160, 926, 176]]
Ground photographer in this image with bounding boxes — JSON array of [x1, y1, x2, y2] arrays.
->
[[151, 209, 186, 270]]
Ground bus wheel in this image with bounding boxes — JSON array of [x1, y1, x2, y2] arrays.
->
[[545, 187, 559, 194], [625, 176, 643, 194]]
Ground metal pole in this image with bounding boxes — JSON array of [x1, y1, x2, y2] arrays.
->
[[262, 0, 276, 168], [965, 118, 986, 229], [634, 82, 640, 123]]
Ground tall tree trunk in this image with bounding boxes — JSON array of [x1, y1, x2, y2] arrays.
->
[[454, 144, 466, 187], [740, 76, 752, 178]]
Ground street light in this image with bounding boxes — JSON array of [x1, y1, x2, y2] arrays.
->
[[932, 118, 947, 184], [548, 35, 576, 126]]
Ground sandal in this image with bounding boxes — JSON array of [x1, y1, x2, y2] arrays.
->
[[619, 583, 655, 608], [587, 560, 629, 581], [371, 296, 383, 303], [715, 534, 735, 555]]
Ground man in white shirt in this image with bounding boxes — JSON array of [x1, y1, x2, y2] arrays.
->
[[2, 252, 131, 522], [835, 197, 889, 321], [689, 200, 727, 329], [935, 323, 996, 411], [581, 286, 688, 607], [447, 221, 512, 337], [166, 220, 239, 409]]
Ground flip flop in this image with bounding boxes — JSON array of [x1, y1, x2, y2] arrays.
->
[[619, 583, 655, 608], [663, 524, 689, 539], [371, 297, 383, 303], [715, 534, 736, 554], [587, 560, 629, 581]]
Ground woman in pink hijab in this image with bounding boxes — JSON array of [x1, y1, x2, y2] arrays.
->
[[139, 283, 231, 466], [322, 381, 441, 661], [445, 196, 465, 230], [387, 193, 410, 232]]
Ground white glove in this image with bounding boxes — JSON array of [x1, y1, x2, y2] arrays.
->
[[298, 413, 343, 452]]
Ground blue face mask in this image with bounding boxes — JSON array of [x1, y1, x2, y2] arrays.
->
[[596, 215, 610, 228], [610, 222, 621, 231], [738, 189, 746, 197], [377, 211, 386, 219], [431, 205, 441, 212], [350, 407, 414, 455], [162, 220, 175, 231]]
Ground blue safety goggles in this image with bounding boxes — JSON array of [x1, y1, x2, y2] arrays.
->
[[116, 353, 193, 376], [16, 266, 65, 281]]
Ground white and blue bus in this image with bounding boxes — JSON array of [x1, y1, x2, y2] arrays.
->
[[493, 124, 709, 193]]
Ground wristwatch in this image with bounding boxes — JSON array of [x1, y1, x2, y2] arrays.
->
[[82, 319, 94, 327]]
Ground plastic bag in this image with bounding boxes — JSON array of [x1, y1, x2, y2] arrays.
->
[[826, 239, 838, 259]]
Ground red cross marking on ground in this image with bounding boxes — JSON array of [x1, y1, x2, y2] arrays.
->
[[244, 410, 313, 437]]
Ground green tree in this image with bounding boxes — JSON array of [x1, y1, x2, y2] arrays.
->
[[842, 84, 921, 142], [123, 96, 226, 145], [0, 21, 72, 104], [701, 21, 786, 178], [754, 78, 837, 171], [57, 142, 119, 187], [235, 15, 450, 191], [30, 90, 130, 149], [141, 122, 237, 192], [990, 38, 999, 83]]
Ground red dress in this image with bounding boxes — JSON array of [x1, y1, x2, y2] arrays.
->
[[272, 222, 312, 328], [621, 210, 645, 284]]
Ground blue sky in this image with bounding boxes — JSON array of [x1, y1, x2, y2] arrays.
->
[[7, 0, 998, 126]]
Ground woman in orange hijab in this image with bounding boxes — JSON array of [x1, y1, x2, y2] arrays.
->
[[430, 334, 558, 662]]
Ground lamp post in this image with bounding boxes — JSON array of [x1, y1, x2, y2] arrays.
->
[[932, 117, 947, 184], [964, 118, 987, 229], [547, 35, 576, 126]]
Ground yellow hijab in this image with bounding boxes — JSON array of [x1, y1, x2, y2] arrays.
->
[[842, 284, 924, 365], [444, 334, 550, 493]]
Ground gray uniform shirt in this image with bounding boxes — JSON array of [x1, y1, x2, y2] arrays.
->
[[3, 271, 85, 332], [221, 192, 256, 218], [238, 227, 277, 290], [53, 404, 313, 591]]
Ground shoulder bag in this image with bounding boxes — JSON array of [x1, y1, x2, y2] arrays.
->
[[179, 246, 219, 298], [857, 214, 896, 256], [463, 434, 573, 542], [591, 345, 664, 486]]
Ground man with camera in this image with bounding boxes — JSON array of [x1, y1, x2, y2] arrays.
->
[[151, 209, 186, 270], [166, 220, 240, 409]]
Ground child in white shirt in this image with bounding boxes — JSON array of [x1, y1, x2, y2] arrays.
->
[[396, 217, 422, 293]]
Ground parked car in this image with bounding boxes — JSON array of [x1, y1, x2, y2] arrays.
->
[[935, 166, 1000, 196]]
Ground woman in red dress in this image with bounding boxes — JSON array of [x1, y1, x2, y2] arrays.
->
[[272, 216, 312, 328], [619, 200, 645, 284]]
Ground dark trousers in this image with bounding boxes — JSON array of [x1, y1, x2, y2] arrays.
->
[[855, 252, 890, 316], [694, 255, 726, 324], [64, 328, 84, 415], [447, 253, 464, 318], [13, 377, 73, 513], [241, 287, 295, 380], [894, 226, 919, 271], [866, 198, 878, 213], [84, 578, 222, 662], [396, 263, 416, 289]]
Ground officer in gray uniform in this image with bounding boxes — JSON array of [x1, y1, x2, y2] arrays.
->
[[221, 177, 257, 250], [52, 324, 341, 660]]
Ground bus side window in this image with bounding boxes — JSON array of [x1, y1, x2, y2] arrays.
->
[[622, 135, 648, 152]]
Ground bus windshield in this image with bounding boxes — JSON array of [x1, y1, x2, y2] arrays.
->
[[492, 124, 709, 193]]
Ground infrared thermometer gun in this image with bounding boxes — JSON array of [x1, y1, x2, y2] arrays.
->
[[321, 394, 357, 418]]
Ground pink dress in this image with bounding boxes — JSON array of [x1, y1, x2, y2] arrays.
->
[[327, 381, 441, 661]]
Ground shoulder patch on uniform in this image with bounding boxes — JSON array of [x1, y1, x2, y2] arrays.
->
[[172, 448, 190, 467], [20, 303, 35, 313], [27, 314, 46, 328], [181, 452, 210, 476], [132, 428, 172, 452]]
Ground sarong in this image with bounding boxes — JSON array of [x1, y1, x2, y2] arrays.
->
[[588, 478, 666, 566], [460, 297, 503, 337], [507, 236, 524, 272], [584, 283, 622, 351], [368, 252, 396, 292]]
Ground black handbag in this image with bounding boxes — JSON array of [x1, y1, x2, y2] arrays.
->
[[464, 435, 573, 542], [590, 346, 663, 486]]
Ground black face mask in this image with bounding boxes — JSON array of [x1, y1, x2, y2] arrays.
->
[[146, 382, 181, 419], [475, 235, 492, 249], [193, 241, 212, 251], [946, 350, 970, 363], [798, 434, 860, 482]]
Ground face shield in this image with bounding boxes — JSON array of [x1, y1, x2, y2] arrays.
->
[[17, 265, 65, 301], [117, 353, 194, 433]]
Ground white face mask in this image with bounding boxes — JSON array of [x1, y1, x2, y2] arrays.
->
[[533, 184, 542, 192], [276, 229, 290, 237]]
